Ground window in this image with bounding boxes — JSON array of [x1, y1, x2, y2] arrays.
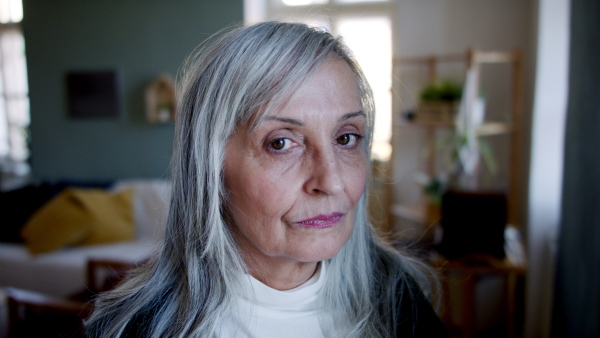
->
[[0, 0, 22, 23], [0, 0, 29, 189], [248, 0, 394, 161]]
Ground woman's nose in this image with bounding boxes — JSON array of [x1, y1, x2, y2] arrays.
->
[[303, 148, 344, 196]]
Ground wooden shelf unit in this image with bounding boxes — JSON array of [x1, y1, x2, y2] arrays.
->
[[391, 49, 523, 226]]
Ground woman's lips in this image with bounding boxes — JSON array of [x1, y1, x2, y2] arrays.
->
[[292, 212, 344, 228]]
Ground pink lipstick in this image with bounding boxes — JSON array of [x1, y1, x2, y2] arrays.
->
[[293, 212, 344, 228]]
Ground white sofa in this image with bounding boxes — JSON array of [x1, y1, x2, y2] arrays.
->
[[0, 179, 171, 298]]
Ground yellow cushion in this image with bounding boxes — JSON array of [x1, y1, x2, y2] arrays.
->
[[79, 188, 134, 245], [21, 188, 134, 254]]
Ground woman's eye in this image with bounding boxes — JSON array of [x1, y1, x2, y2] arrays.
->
[[336, 133, 362, 147], [269, 138, 292, 151]]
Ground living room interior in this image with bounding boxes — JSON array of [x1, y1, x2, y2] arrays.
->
[[0, 0, 597, 337]]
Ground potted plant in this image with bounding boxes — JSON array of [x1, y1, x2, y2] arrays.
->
[[416, 79, 463, 123]]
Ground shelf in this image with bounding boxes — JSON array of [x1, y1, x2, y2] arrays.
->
[[395, 119, 454, 129], [392, 48, 523, 226], [390, 203, 427, 223], [473, 51, 519, 64], [145, 74, 176, 123], [476, 122, 516, 136]]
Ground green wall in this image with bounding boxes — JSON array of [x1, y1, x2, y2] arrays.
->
[[22, 0, 243, 181]]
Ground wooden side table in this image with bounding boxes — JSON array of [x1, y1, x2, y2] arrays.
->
[[431, 255, 526, 338]]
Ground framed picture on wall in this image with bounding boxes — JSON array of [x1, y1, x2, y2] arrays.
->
[[65, 70, 121, 118]]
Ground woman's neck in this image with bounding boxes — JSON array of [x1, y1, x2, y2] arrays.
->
[[245, 258, 319, 291]]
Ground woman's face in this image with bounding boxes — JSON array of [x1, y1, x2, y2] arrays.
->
[[224, 58, 368, 269]]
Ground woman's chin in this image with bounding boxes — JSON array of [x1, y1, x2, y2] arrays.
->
[[285, 239, 347, 264]]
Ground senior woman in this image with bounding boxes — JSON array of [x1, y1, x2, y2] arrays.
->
[[86, 21, 448, 337]]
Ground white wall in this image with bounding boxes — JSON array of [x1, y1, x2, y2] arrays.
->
[[394, 1, 533, 56], [526, 0, 570, 336]]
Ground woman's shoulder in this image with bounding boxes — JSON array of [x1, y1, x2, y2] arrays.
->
[[371, 245, 449, 337], [393, 274, 447, 337]]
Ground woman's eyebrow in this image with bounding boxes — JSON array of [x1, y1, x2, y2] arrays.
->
[[264, 116, 304, 126], [338, 111, 366, 122]]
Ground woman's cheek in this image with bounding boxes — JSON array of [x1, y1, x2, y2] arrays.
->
[[349, 161, 368, 203]]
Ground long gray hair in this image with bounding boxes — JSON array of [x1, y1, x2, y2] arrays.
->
[[86, 21, 434, 338]]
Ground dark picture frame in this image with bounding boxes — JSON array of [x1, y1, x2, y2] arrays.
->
[[65, 70, 121, 119]]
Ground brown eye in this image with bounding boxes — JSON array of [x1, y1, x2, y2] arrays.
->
[[336, 133, 362, 147], [337, 134, 350, 145], [270, 138, 288, 151]]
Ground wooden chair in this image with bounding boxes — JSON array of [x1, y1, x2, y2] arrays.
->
[[86, 258, 142, 295], [6, 287, 93, 338]]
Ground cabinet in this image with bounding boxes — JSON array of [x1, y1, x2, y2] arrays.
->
[[390, 49, 523, 240]]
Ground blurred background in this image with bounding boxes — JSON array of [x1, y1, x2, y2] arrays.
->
[[0, 0, 597, 337]]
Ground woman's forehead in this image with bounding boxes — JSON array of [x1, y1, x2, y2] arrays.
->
[[244, 59, 362, 131]]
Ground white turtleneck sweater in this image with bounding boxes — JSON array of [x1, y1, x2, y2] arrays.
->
[[217, 262, 331, 337]]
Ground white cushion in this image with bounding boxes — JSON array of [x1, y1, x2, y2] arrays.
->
[[112, 179, 171, 241]]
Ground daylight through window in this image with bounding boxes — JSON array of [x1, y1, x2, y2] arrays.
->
[[0, 0, 30, 189]]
